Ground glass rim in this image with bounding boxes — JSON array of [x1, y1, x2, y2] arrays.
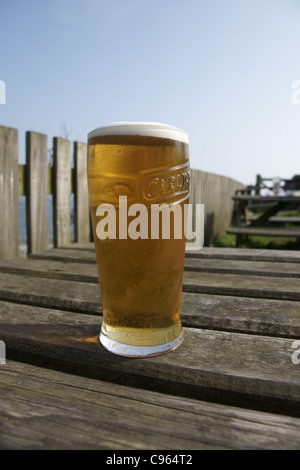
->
[[87, 121, 189, 144]]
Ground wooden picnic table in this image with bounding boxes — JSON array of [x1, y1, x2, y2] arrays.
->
[[0, 243, 300, 450], [227, 195, 300, 246]]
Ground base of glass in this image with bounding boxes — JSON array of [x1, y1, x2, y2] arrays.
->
[[99, 325, 183, 358]]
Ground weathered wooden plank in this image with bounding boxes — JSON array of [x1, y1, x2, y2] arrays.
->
[[0, 257, 98, 282], [183, 271, 300, 300], [53, 137, 71, 247], [18, 164, 25, 196], [249, 216, 300, 223], [18, 165, 74, 196], [58, 242, 95, 251], [71, 242, 300, 265], [0, 301, 299, 417], [30, 243, 300, 264], [0, 260, 299, 306], [189, 169, 244, 245], [73, 141, 90, 243], [0, 362, 297, 451], [189, 256, 300, 276], [227, 227, 300, 238], [2, 252, 300, 283], [0, 126, 19, 262], [185, 257, 300, 277], [0, 272, 99, 314], [26, 131, 49, 254], [29, 247, 97, 264], [28, 246, 300, 277], [0, 242, 299, 338], [0, 268, 299, 337], [17, 252, 300, 301], [0, 267, 299, 337], [232, 195, 300, 203], [11, 250, 299, 278], [186, 246, 300, 262], [1, 360, 300, 450], [180, 292, 300, 337]]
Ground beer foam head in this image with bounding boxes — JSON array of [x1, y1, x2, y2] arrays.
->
[[88, 122, 189, 144]]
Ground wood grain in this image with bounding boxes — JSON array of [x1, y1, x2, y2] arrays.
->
[[29, 243, 300, 263], [0, 246, 300, 338], [186, 246, 300, 262], [227, 226, 300, 238], [26, 131, 48, 254], [0, 243, 299, 448], [189, 169, 244, 245], [0, 126, 19, 261], [1, 361, 300, 450], [0, 300, 299, 417], [53, 137, 71, 247], [9, 249, 300, 278], [73, 141, 90, 243], [183, 270, 300, 300], [17, 253, 300, 301], [0, 269, 299, 337]]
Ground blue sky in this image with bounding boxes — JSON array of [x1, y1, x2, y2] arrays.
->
[[1, 0, 300, 185]]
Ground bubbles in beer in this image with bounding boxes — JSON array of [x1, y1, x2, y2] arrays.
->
[[87, 122, 189, 355]]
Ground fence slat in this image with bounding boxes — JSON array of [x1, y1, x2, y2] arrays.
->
[[0, 126, 19, 261], [53, 137, 71, 247], [73, 142, 90, 242], [26, 131, 48, 254]]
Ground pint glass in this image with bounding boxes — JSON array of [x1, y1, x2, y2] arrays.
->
[[87, 122, 190, 357]]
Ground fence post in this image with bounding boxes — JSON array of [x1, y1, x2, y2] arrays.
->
[[26, 131, 48, 254], [53, 137, 71, 247], [0, 126, 19, 261], [73, 141, 90, 242]]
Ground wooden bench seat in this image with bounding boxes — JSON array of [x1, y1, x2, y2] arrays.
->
[[227, 226, 300, 238], [2, 360, 300, 450], [1, 243, 300, 449], [248, 216, 300, 224], [229, 193, 300, 246]]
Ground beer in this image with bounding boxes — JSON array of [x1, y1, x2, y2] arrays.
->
[[87, 122, 190, 357]]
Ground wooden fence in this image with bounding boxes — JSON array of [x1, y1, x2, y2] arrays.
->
[[0, 125, 244, 262], [190, 169, 245, 244]]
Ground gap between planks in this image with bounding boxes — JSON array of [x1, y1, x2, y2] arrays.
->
[[0, 301, 299, 418], [1, 360, 300, 449]]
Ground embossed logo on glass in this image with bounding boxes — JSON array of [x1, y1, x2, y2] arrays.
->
[[141, 162, 190, 205], [93, 177, 137, 207]]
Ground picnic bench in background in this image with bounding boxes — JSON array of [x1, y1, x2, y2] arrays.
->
[[227, 174, 300, 247], [1, 126, 300, 449]]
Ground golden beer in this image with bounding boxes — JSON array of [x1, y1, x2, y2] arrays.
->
[[87, 122, 190, 357]]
